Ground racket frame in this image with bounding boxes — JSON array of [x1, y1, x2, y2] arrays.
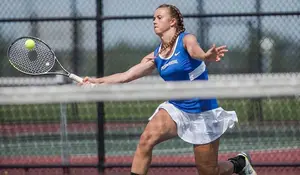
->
[[7, 36, 83, 83]]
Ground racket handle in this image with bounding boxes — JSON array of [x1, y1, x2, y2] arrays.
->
[[69, 73, 83, 83], [69, 74, 96, 87]]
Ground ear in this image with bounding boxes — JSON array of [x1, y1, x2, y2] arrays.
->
[[170, 18, 177, 27]]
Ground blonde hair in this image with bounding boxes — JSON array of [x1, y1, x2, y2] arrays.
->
[[157, 4, 186, 55]]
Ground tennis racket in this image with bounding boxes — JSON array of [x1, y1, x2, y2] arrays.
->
[[7, 36, 84, 83]]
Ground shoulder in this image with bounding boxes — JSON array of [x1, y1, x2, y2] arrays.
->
[[153, 43, 161, 55], [141, 52, 155, 64], [183, 33, 197, 43], [182, 33, 198, 48]]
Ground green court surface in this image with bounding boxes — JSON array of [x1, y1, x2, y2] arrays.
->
[[1, 120, 299, 157], [0, 98, 299, 163], [1, 98, 300, 123], [1, 134, 300, 157]]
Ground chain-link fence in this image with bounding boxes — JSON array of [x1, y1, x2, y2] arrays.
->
[[1, 0, 300, 174]]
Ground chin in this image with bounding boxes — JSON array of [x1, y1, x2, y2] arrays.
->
[[154, 28, 162, 35]]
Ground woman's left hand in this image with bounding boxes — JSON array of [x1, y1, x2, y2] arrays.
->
[[204, 44, 228, 62]]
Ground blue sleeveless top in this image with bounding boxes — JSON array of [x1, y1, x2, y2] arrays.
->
[[154, 32, 218, 113]]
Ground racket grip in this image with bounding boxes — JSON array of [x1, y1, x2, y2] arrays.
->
[[69, 73, 83, 83]]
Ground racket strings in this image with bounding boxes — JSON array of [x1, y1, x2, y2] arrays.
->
[[8, 38, 55, 74]]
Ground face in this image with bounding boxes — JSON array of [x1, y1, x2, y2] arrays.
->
[[153, 8, 176, 35]]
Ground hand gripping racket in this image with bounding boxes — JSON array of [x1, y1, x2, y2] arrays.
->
[[7, 36, 84, 83]]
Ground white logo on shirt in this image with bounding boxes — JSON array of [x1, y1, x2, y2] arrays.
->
[[175, 52, 180, 56], [161, 60, 178, 70]]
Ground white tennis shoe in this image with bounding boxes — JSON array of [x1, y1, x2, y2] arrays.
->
[[238, 152, 257, 175]]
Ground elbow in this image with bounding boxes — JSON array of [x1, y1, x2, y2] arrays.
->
[[190, 52, 201, 60], [121, 72, 134, 83], [119, 74, 128, 83], [190, 52, 206, 61], [189, 52, 197, 59]]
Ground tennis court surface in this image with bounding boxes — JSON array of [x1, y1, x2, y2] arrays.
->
[[1, 75, 300, 174]]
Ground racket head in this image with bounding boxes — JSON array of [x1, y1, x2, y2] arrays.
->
[[7, 36, 56, 75]]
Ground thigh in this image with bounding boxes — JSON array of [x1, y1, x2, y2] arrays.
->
[[142, 109, 178, 144], [193, 138, 220, 175]]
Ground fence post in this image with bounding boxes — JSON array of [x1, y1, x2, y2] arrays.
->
[[96, 0, 105, 174]]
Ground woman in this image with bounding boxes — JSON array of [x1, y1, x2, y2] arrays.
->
[[81, 4, 256, 175]]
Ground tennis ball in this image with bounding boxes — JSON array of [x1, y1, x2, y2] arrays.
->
[[25, 39, 35, 50]]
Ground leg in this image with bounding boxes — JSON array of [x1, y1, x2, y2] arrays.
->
[[131, 109, 177, 175], [193, 138, 234, 175]]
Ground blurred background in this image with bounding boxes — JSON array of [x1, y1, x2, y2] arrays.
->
[[0, 0, 300, 175]]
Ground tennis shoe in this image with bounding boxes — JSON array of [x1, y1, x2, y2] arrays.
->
[[238, 152, 257, 175]]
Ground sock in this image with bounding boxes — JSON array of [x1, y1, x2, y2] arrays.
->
[[131, 173, 140, 175], [228, 155, 246, 173]]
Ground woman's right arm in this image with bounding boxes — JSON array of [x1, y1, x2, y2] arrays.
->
[[82, 52, 156, 84]]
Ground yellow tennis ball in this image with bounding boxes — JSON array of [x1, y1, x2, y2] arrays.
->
[[25, 39, 35, 50]]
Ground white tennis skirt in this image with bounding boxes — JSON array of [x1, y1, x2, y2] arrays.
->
[[149, 102, 238, 145]]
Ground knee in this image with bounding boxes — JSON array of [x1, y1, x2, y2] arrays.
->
[[196, 164, 220, 175], [138, 131, 159, 151]]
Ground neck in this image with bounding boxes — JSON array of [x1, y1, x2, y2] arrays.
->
[[159, 28, 177, 45]]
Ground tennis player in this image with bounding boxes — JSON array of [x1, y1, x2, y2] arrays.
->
[[81, 4, 256, 175]]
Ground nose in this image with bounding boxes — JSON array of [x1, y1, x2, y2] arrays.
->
[[153, 22, 157, 28], [153, 18, 158, 24]]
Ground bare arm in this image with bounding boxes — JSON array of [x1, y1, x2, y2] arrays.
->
[[83, 52, 156, 84], [183, 34, 207, 60], [183, 34, 228, 62]]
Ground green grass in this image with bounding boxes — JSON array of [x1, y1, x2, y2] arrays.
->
[[0, 98, 299, 123]]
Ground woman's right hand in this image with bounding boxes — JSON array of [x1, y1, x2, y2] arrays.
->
[[78, 77, 102, 86]]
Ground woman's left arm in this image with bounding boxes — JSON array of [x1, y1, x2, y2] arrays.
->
[[183, 34, 228, 62]]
